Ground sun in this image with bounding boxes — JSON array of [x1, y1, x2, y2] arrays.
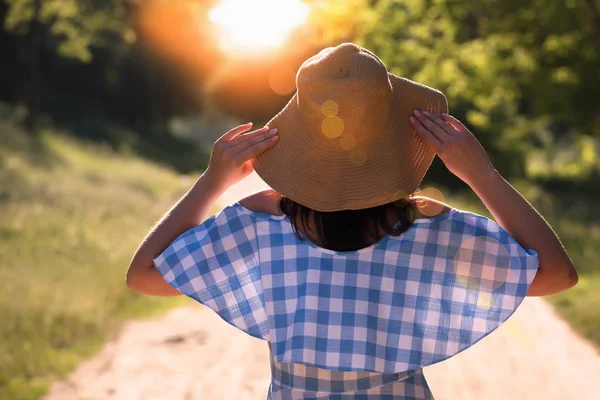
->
[[209, 0, 311, 54]]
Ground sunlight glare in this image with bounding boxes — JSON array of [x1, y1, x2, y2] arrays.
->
[[209, 0, 310, 54]]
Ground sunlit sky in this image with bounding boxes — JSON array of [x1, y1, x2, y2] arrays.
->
[[209, 0, 311, 54]]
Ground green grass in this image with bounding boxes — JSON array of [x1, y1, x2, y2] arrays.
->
[[0, 121, 210, 400]]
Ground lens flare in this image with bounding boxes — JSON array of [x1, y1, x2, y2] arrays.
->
[[322, 116, 344, 138], [209, 0, 311, 54], [339, 133, 356, 150], [349, 149, 368, 166], [454, 236, 510, 293], [269, 67, 297, 95], [321, 100, 339, 117]]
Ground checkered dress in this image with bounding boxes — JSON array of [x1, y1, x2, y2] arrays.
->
[[154, 201, 539, 399]]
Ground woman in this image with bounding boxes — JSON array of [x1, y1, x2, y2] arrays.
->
[[127, 43, 577, 399]]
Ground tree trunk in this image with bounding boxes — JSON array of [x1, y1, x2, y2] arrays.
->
[[25, 0, 42, 134]]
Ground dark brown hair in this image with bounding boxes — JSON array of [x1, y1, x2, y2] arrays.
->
[[278, 195, 419, 252]]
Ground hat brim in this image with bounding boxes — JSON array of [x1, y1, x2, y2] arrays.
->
[[252, 73, 448, 212]]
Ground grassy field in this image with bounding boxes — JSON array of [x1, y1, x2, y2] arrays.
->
[[0, 120, 598, 399], [0, 121, 210, 400]]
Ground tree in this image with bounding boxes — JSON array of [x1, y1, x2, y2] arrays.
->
[[357, 0, 600, 180], [3, 0, 135, 133]]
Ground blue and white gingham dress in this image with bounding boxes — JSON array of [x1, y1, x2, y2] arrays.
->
[[154, 201, 539, 399]]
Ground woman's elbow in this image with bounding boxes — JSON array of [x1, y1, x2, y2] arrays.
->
[[125, 266, 143, 293], [527, 263, 578, 296], [567, 267, 579, 289], [560, 257, 579, 290], [126, 257, 151, 293], [125, 260, 182, 297]]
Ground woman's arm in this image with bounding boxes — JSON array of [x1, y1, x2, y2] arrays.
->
[[126, 123, 279, 296], [126, 172, 229, 296], [410, 111, 578, 297], [466, 169, 577, 296]]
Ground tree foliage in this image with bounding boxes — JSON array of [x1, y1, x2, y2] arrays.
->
[[0, 0, 598, 177], [4, 0, 134, 62], [357, 0, 600, 178]]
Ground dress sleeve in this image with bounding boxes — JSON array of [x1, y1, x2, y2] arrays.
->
[[447, 209, 540, 298], [418, 208, 541, 363], [153, 202, 270, 340]]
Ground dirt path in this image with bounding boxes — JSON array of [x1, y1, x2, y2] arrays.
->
[[44, 172, 600, 400]]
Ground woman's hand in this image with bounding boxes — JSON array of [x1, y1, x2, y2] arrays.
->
[[409, 111, 496, 188], [205, 123, 279, 188]]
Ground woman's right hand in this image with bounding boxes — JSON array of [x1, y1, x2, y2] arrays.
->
[[409, 110, 496, 188]]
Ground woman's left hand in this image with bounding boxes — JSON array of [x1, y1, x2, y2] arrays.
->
[[409, 111, 495, 188], [205, 123, 279, 188]]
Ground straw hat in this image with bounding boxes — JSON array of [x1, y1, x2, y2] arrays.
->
[[252, 43, 448, 212]]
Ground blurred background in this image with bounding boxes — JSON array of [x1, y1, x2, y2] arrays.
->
[[0, 0, 599, 399]]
